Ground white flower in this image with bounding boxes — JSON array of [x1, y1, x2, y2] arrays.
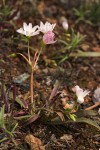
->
[[38, 21, 56, 34], [73, 85, 90, 104], [60, 17, 68, 30], [16, 22, 39, 37], [93, 87, 100, 103], [98, 108, 100, 115], [62, 21, 68, 30]]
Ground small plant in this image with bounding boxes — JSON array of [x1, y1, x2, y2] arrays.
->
[[0, 105, 18, 143], [60, 85, 100, 130], [0, 0, 11, 20], [58, 29, 85, 63], [73, 1, 100, 25], [89, 2, 100, 25], [73, 6, 90, 23], [16, 21, 56, 113]]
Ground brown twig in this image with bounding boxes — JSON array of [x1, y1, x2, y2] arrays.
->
[[85, 102, 100, 110]]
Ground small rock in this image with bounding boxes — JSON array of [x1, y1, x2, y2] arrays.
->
[[60, 134, 74, 143], [25, 134, 45, 150]]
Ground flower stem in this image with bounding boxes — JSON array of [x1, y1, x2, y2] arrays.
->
[[34, 48, 42, 68], [30, 48, 42, 113], [28, 39, 31, 64], [30, 68, 34, 109], [17, 53, 31, 66]]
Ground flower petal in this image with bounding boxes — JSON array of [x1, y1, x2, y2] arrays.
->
[[39, 21, 56, 33], [28, 23, 32, 31], [16, 28, 25, 35], [43, 31, 56, 44]]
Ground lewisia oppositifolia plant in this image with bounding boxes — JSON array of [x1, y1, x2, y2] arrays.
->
[[17, 21, 56, 113]]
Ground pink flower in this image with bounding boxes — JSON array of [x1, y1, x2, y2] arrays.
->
[[43, 31, 56, 45]]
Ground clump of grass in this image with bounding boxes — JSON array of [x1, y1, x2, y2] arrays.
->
[[73, 1, 100, 25], [89, 2, 100, 25], [49, 28, 85, 64]]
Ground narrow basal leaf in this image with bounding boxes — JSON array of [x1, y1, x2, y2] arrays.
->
[[16, 96, 28, 109], [49, 80, 60, 102], [69, 114, 77, 121], [76, 117, 100, 130], [14, 115, 31, 120], [76, 110, 98, 117], [56, 111, 65, 122], [23, 114, 39, 126], [0, 105, 5, 128], [0, 137, 7, 143], [70, 51, 100, 57]]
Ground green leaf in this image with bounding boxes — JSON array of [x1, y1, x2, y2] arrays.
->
[[14, 115, 31, 120], [69, 114, 77, 121], [11, 123, 18, 133], [15, 96, 28, 108], [76, 117, 100, 130], [59, 39, 68, 46], [59, 55, 68, 64], [70, 51, 100, 57], [76, 110, 98, 117], [0, 105, 5, 128], [0, 137, 7, 143], [8, 53, 17, 58]]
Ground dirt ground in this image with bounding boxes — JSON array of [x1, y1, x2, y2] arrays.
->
[[0, 0, 100, 149]]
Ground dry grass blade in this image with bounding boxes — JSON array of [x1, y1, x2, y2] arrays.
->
[[70, 51, 100, 57], [56, 111, 65, 122], [76, 117, 100, 130], [49, 80, 60, 102], [22, 114, 39, 126]]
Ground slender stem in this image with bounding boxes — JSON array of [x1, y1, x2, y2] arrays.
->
[[32, 49, 38, 67], [34, 48, 42, 69], [17, 53, 31, 66], [30, 68, 34, 107], [30, 50, 38, 112], [28, 39, 31, 64], [27, 38, 34, 111], [30, 48, 42, 112]]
